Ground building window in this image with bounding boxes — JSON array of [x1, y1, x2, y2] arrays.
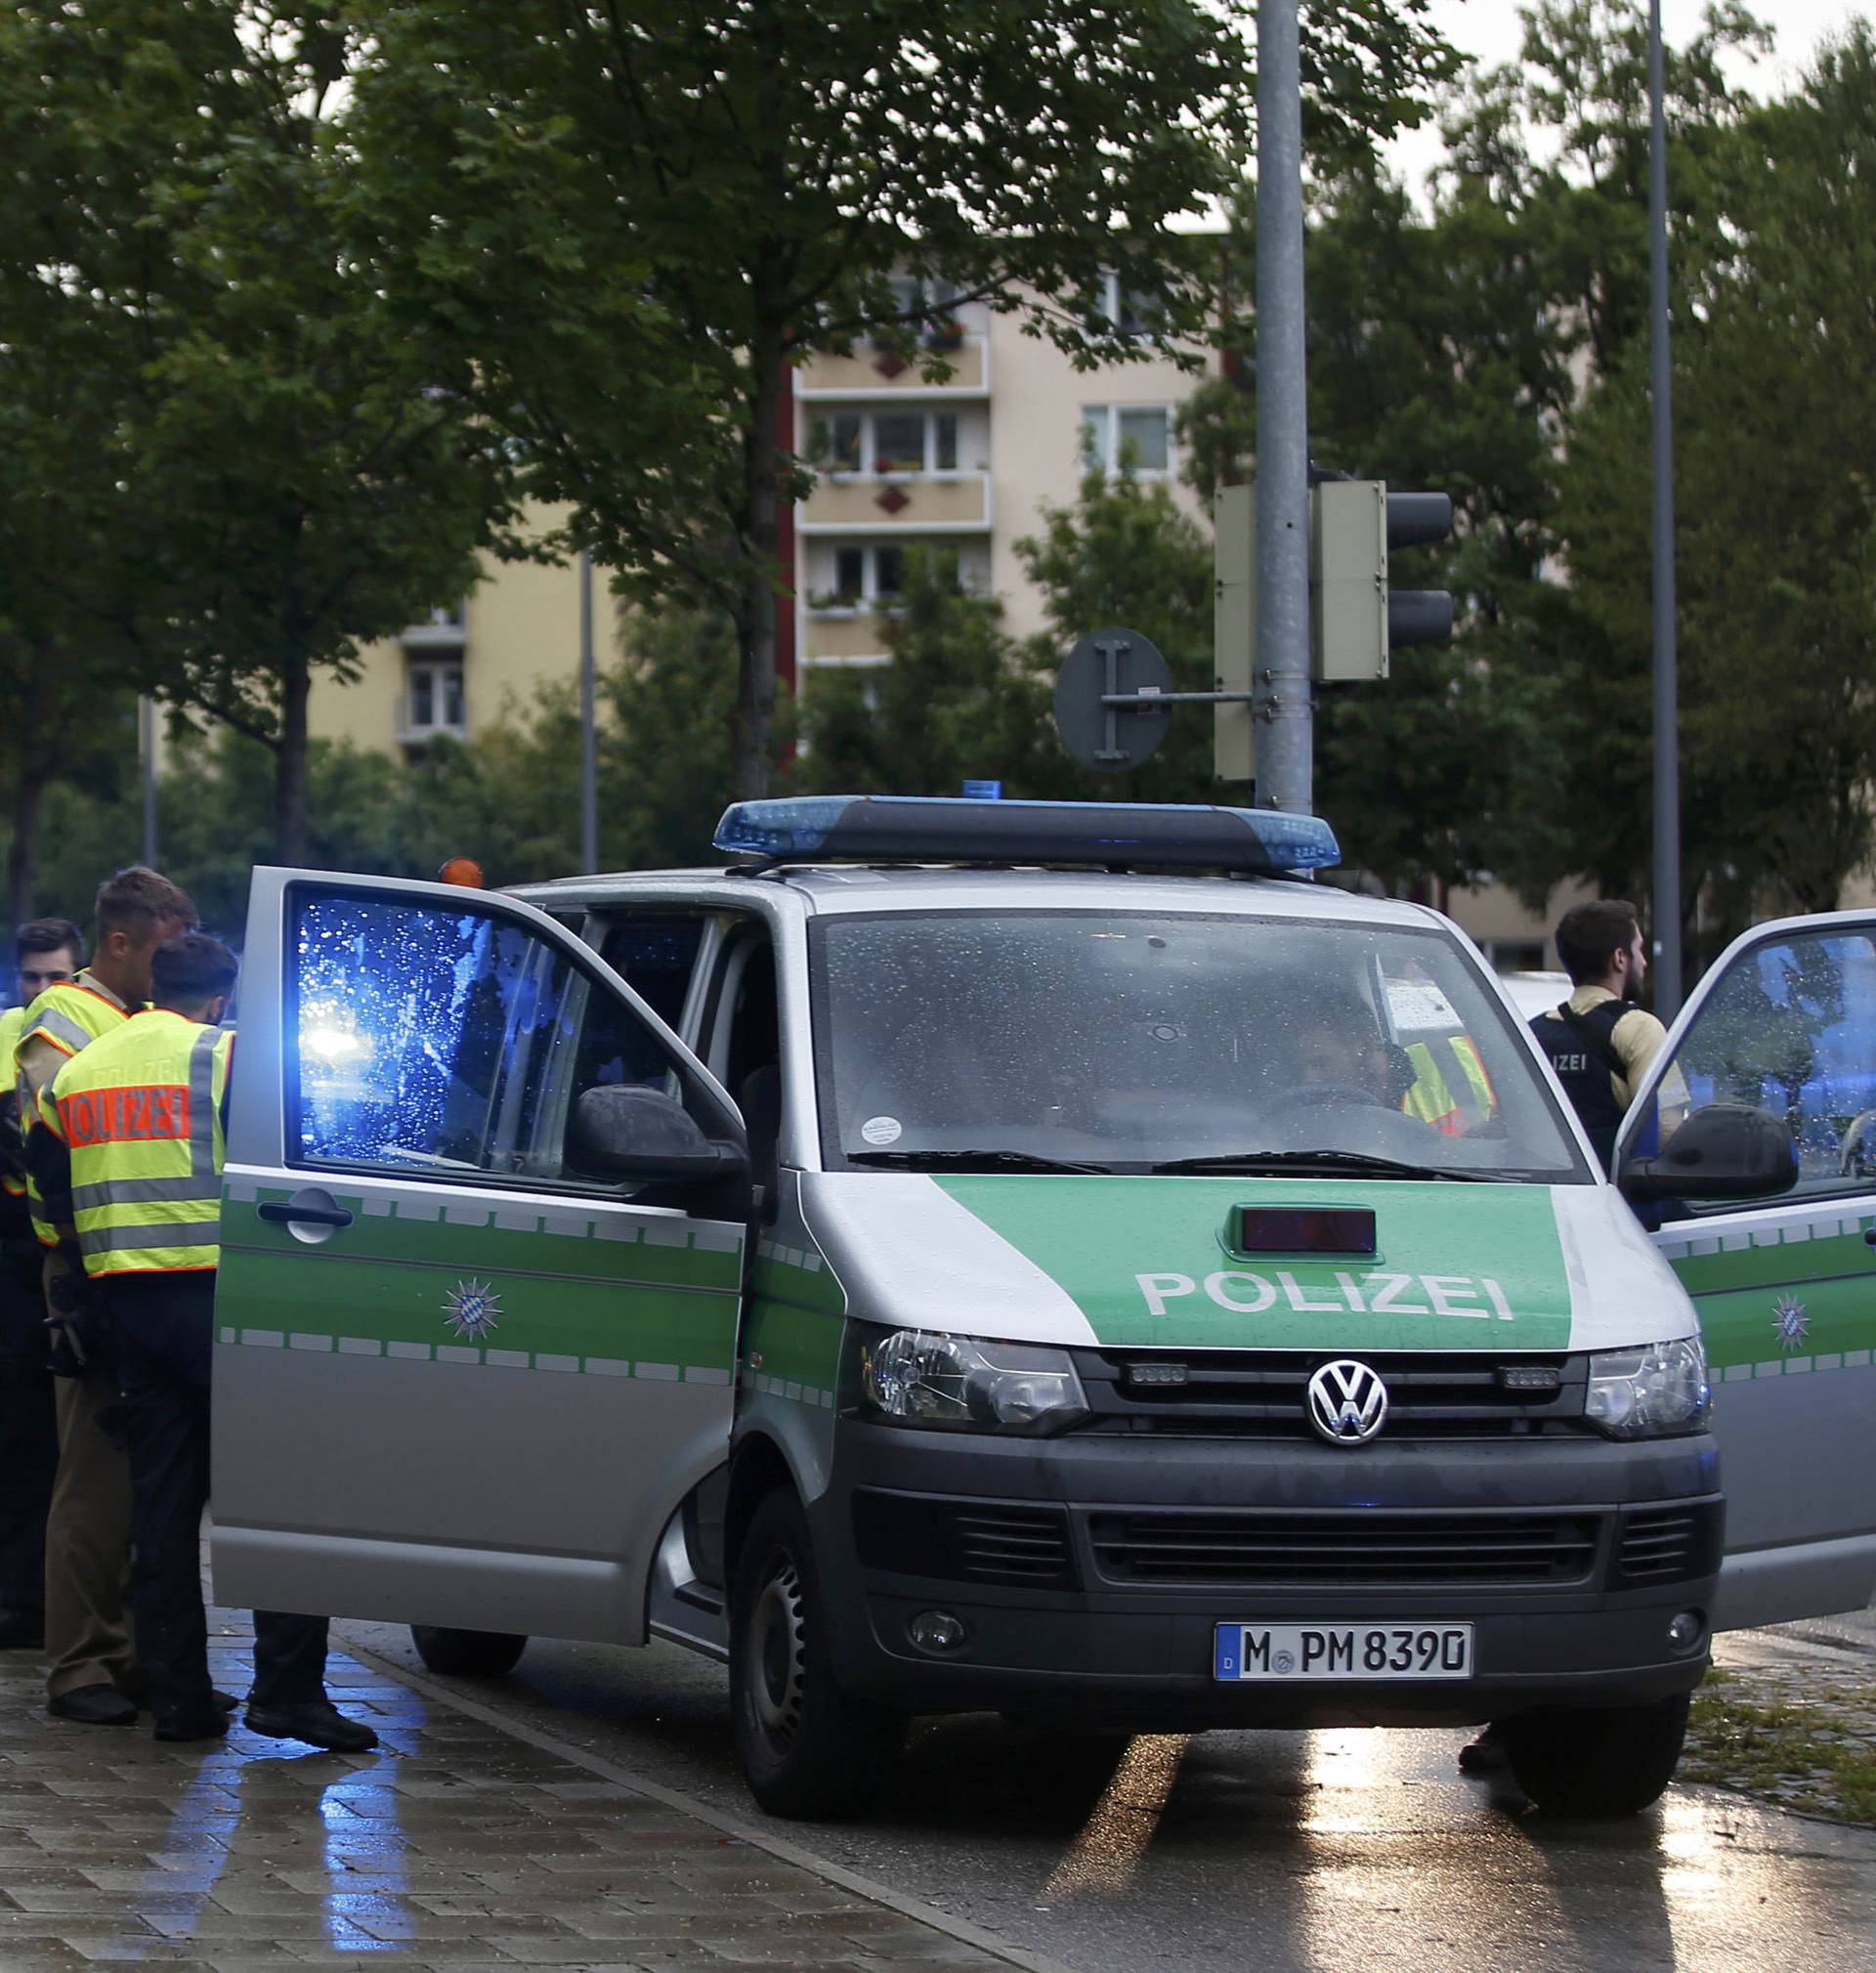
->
[[1081, 404, 1172, 476], [817, 409, 959, 476], [1086, 272, 1163, 339], [820, 542, 946, 612], [406, 657, 466, 740]]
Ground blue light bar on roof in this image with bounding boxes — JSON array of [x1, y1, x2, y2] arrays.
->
[[712, 795, 1340, 874]]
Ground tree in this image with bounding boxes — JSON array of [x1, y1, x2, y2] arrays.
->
[[1174, 0, 1769, 900], [343, 0, 1457, 805], [0, 0, 523, 863], [1559, 24, 1876, 939]]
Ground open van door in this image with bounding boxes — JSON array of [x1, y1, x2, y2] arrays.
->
[[1617, 911, 1876, 1629], [210, 869, 747, 1645]]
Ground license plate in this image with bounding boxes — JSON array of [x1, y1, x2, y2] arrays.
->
[[1214, 1622, 1473, 1682]]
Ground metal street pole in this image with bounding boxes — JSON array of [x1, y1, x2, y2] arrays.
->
[[140, 695, 158, 868], [578, 548, 598, 875], [1649, 0, 1683, 1016], [1253, 0, 1312, 814]]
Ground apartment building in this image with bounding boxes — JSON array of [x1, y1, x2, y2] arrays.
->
[[305, 285, 1209, 752]]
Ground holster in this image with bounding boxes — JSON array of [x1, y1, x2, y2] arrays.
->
[[44, 1252, 113, 1382]]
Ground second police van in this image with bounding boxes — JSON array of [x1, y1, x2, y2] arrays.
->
[[209, 797, 1876, 1818]]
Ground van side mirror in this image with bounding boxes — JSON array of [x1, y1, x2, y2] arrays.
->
[[570, 1085, 747, 1183], [1617, 1103, 1798, 1203]]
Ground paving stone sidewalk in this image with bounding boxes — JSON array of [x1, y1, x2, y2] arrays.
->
[[0, 1611, 1012, 1973]]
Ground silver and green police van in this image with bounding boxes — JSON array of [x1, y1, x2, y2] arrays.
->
[[209, 797, 1876, 1818]]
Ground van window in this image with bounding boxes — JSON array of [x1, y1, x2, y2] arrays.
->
[[290, 890, 678, 1187], [1633, 926, 1876, 1206], [810, 911, 1589, 1180]]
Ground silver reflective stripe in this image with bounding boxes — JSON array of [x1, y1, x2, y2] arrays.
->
[[71, 1176, 222, 1213], [84, 1220, 217, 1255], [190, 1028, 220, 1178], [27, 1008, 90, 1054]]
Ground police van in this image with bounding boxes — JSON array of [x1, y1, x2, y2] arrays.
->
[[209, 797, 1876, 1818]]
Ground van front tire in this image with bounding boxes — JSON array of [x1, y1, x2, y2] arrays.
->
[[730, 1488, 904, 1819], [1503, 1694, 1690, 1817], [409, 1626, 529, 1678]]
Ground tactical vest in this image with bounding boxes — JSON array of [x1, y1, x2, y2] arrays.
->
[[42, 1010, 231, 1277], [1529, 1000, 1630, 1172], [17, 976, 127, 1245]]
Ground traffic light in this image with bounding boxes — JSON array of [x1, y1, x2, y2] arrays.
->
[[1383, 490, 1455, 657], [1312, 480, 1455, 680]]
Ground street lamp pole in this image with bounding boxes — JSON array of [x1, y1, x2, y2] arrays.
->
[[140, 695, 158, 868], [1648, 0, 1683, 1016], [1253, 0, 1312, 814], [579, 547, 598, 876]]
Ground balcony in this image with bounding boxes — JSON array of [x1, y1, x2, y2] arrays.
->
[[796, 333, 989, 400], [798, 472, 992, 536], [401, 607, 467, 652], [803, 611, 892, 664]]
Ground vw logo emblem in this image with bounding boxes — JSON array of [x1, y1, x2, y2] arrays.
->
[[1305, 1359, 1388, 1446]]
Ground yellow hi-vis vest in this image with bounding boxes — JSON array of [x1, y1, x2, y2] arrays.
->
[[1400, 1034, 1498, 1137], [0, 1006, 24, 1203], [18, 976, 128, 1246], [41, 1011, 232, 1277]]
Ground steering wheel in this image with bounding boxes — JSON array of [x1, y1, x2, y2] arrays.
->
[[1265, 1079, 1390, 1117]]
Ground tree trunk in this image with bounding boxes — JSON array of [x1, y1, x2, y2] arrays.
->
[[275, 645, 312, 864], [730, 328, 785, 803], [7, 665, 51, 929]]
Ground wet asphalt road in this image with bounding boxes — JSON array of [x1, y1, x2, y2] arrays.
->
[[338, 1611, 1876, 1973]]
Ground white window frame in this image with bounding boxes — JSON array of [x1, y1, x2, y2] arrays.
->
[[405, 656, 467, 740], [1081, 403, 1174, 479], [821, 409, 962, 479], [1087, 272, 1163, 339]]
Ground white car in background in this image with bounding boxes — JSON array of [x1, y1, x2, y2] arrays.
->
[[1497, 969, 1572, 1023]]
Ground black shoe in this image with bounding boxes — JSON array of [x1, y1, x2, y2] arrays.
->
[[214, 1690, 239, 1713], [153, 1702, 231, 1743], [0, 1610, 44, 1651], [243, 1699, 379, 1753], [1458, 1725, 1509, 1774], [48, 1684, 138, 1727]]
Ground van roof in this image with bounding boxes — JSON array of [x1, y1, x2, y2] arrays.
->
[[511, 863, 1445, 929]]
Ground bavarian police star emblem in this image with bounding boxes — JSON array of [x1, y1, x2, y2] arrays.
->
[[443, 1277, 502, 1342], [1772, 1293, 1810, 1353]]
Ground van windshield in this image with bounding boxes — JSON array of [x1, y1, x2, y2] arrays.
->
[[811, 911, 1591, 1181]]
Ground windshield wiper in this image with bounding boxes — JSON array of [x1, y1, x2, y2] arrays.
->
[[1150, 1148, 1509, 1181], [847, 1148, 1113, 1175]]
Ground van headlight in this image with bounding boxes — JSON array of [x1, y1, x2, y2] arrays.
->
[[858, 1328, 1089, 1436], [1585, 1337, 1711, 1439]]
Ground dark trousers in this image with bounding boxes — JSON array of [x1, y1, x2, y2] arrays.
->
[[0, 1237, 58, 1620], [107, 1274, 329, 1716]]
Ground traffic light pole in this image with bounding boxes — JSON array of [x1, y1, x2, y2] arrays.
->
[[1649, 0, 1683, 1016], [1254, 0, 1312, 815]]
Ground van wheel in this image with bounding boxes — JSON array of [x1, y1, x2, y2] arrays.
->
[[1503, 1694, 1690, 1817], [409, 1626, 529, 1678], [730, 1488, 904, 1819]]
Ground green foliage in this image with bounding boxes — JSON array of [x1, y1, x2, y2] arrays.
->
[[0, 0, 522, 866], [341, 0, 1455, 800], [1559, 23, 1876, 933]]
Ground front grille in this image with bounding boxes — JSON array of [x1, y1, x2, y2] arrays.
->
[[852, 1488, 1076, 1587], [1609, 1503, 1724, 1588], [1087, 1508, 1601, 1587], [1073, 1350, 1591, 1440]]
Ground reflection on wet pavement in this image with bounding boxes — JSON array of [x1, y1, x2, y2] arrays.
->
[[0, 1611, 1013, 1971], [402, 1621, 1876, 1973]]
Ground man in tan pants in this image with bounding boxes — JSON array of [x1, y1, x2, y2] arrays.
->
[[16, 868, 195, 1725]]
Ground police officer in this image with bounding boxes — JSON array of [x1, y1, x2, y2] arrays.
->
[[1528, 900, 1687, 1173], [39, 933, 377, 1748], [0, 919, 84, 1650], [17, 867, 196, 1725]]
